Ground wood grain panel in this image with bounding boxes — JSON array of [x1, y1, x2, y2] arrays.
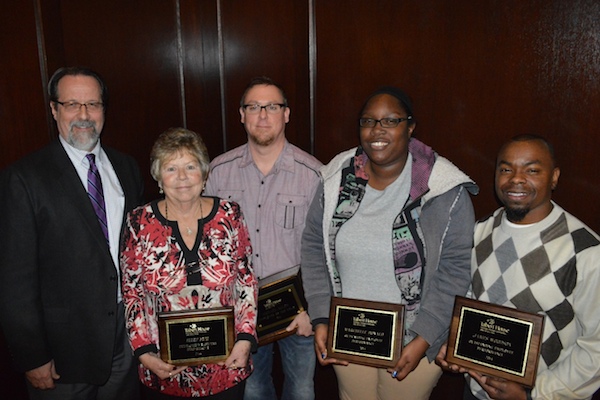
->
[[314, 0, 600, 230], [179, 0, 223, 161], [0, 1, 50, 168], [43, 0, 183, 198], [218, 0, 311, 153], [2, 3, 600, 399]]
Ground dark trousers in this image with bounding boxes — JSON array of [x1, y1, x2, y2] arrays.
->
[[27, 302, 139, 400]]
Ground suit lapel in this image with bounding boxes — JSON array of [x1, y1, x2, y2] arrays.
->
[[104, 147, 138, 221], [49, 141, 112, 253]]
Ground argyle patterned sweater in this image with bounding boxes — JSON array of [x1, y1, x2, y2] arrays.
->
[[468, 202, 600, 399]]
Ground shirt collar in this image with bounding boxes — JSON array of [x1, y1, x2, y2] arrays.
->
[[59, 135, 102, 165], [240, 140, 295, 175]]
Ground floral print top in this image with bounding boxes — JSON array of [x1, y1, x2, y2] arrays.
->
[[120, 198, 257, 397]]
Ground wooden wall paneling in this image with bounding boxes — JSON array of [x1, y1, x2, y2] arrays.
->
[[0, 1, 51, 169], [532, 0, 600, 232], [0, 1, 58, 397], [401, 0, 540, 220], [38, 0, 66, 119], [313, 0, 504, 186], [218, 0, 311, 154], [44, 0, 184, 199], [179, 0, 224, 160], [314, 1, 423, 164], [314, 1, 600, 230], [410, 0, 600, 231], [308, 0, 317, 155], [2, 3, 600, 399]]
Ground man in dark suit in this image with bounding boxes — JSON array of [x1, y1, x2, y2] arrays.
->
[[0, 67, 144, 400]]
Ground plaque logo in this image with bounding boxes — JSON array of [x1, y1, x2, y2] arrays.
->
[[184, 324, 210, 336], [352, 313, 379, 328]]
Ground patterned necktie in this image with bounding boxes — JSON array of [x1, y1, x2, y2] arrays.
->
[[86, 154, 109, 244]]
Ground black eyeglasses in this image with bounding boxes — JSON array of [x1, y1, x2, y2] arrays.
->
[[359, 116, 412, 128], [242, 103, 286, 114], [55, 101, 104, 113]]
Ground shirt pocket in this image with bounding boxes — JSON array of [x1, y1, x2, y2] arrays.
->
[[275, 193, 308, 229]]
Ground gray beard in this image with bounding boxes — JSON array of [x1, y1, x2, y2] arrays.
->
[[67, 121, 100, 151]]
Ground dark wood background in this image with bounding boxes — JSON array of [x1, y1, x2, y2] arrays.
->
[[1, 1, 599, 399]]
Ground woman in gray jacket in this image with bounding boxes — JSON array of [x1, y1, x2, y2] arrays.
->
[[301, 87, 478, 400]]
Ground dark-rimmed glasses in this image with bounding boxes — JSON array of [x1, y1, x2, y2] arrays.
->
[[359, 116, 412, 128], [242, 103, 286, 114], [55, 101, 104, 113]]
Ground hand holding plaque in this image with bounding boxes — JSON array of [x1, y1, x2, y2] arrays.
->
[[158, 307, 235, 366], [257, 265, 307, 346], [445, 296, 544, 387], [327, 297, 404, 368]]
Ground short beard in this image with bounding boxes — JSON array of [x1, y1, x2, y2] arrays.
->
[[504, 206, 530, 223], [249, 133, 274, 147], [67, 120, 100, 151]]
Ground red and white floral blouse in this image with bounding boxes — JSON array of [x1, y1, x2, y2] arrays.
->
[[120, 198, 257, 397]]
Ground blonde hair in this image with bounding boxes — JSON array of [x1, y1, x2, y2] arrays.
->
[[150, 127, 210, 183]]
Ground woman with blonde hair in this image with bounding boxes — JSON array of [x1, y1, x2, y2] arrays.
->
[[121, 127, 257, 399]]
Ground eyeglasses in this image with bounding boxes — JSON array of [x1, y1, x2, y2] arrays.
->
[[55, 101, 104, 113], [242, 103, 286, 114], [359, 116, 412, 128]]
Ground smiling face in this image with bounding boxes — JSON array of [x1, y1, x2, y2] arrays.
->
[[495, 139, 560, 224], [240, 84, 290, 147], [160, 151, 205, 205], [51, 75, 105, 151], [359, 93, 415, 172]]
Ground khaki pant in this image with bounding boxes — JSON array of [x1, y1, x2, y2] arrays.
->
[[333, 357, 443, 400]]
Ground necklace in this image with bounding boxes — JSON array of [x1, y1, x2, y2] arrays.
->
[[165, 199, 203, 235]]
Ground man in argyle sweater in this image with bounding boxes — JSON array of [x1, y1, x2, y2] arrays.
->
[[438, 135, 600, 399]]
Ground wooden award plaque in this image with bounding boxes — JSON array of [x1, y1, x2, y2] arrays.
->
[[327, 297, 404, 368], [446, 296, 544, 387], [158, 307, 235, 366]]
